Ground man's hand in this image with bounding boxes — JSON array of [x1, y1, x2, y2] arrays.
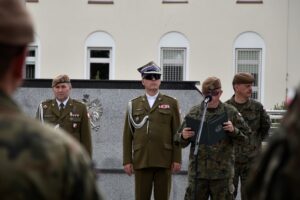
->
[[181, 128, 195, 140], [172, 162, 181, 173], [223, 121, 234, 133], [124, 163, 133, 176]]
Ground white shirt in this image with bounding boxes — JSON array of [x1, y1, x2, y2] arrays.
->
[[56, 97, 69, 109], [146, 92, 158, 108]]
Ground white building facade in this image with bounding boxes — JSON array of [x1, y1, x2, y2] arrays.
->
[[25, 0, 300, 109]]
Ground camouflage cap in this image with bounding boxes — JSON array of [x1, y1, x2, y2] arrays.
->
[[232, 72, 254, 85], [137, 61, 161, 76], [52, 74, 71, 87], [0, 0, 34, 45], [202, 77, 222, 94]]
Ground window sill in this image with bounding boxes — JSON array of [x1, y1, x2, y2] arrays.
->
[[88, 0, 114, 4], [26, 0, 39, 2], [236, 1, 263, 4], [162, 1, 188, 4]]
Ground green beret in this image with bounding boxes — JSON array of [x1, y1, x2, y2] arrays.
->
[[0, 0, 34, 45], [232, 73, 254, 85], [52, 74, 71, 87], [202, 77, 221, 94]]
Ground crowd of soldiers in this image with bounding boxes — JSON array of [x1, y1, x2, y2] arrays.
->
[[1, 0, 300, 200]]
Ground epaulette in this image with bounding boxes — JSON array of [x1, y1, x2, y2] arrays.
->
[[73, 99, 84, 104], [129, 96, 143, 102], [40, 99, 52, 109], [42, 99, 52, 104], [163, 94, 177, 100]]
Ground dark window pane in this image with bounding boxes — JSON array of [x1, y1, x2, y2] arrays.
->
[[251, 91, 258, 99], [27, 49, 36, 57], [90, 50, 110, 58], [90, 63, 109, 80], [26, 64, 35, 79]]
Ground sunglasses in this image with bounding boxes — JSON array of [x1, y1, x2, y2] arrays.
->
[[204, 90, 222, 97], [143, 74, 161, 80]]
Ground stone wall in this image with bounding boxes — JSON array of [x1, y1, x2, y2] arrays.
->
[[14, 79, 202, 200]]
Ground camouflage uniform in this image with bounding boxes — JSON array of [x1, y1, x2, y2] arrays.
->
[[226, 72, 271, 199], [246, 84, 300, 200], [0, 91, 102, 200], [175, 102, 250, 200], [226, 96, 271, 199]]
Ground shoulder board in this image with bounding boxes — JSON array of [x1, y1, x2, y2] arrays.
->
[[41, 99, 52, 104], [162, 94, 177, 100], [129, 96, 143, 102], [72, 99, 86, 105]]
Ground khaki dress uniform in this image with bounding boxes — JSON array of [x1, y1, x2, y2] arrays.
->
[[123, 93, 181, 200], [36, 98, 92, 157]]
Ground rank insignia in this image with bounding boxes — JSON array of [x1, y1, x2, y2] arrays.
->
[[43, 104, 48, 109]]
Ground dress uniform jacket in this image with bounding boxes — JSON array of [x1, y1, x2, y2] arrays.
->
[[123, 93, 181, 169], [36, 98, 92, 157]]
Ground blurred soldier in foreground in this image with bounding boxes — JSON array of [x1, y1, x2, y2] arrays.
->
[[247, 84, 300, 200], [0, 0, 101, 199], [36, 74, 92, 157], [175, 77, 250, 200], [226, 73, 271, 199], [123, 61, 181, 200]]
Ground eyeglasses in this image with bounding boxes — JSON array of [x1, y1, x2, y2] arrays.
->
[[204, 90, 222, 97], [143, 74, 161, 80]]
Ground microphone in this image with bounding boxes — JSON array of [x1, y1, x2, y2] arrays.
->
[[203, 95, 212, 103]]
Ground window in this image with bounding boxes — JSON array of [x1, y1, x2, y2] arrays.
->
[[24, 46, 37, 79], [161, 48, 186, 81], [236, 0, 263, 4], [159, 32, 189, 81], [88, 48, 111, 80], [85, 31, 115, 79], [88, 0, 113, 4], [235, 48, 262, 99], [234, 31, 265, 102]]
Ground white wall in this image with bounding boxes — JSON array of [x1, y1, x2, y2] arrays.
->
[[26, 0, 300, 109]]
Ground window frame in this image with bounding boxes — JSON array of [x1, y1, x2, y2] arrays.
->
[[235, 48, 262, 100], [24, 45, 38, 79], [87, 47, 112, 80], [160, 47, 186, 81]]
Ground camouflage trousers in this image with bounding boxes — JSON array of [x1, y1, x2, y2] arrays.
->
[[233, 161, 253, 200], [184, 178, 234, 200]]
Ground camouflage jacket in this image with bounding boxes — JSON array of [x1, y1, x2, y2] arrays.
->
[[175, 101, 250, 179], [0, 90, 102, 200], [247, 85, 300, 200], [226, 96, 271, 162]]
